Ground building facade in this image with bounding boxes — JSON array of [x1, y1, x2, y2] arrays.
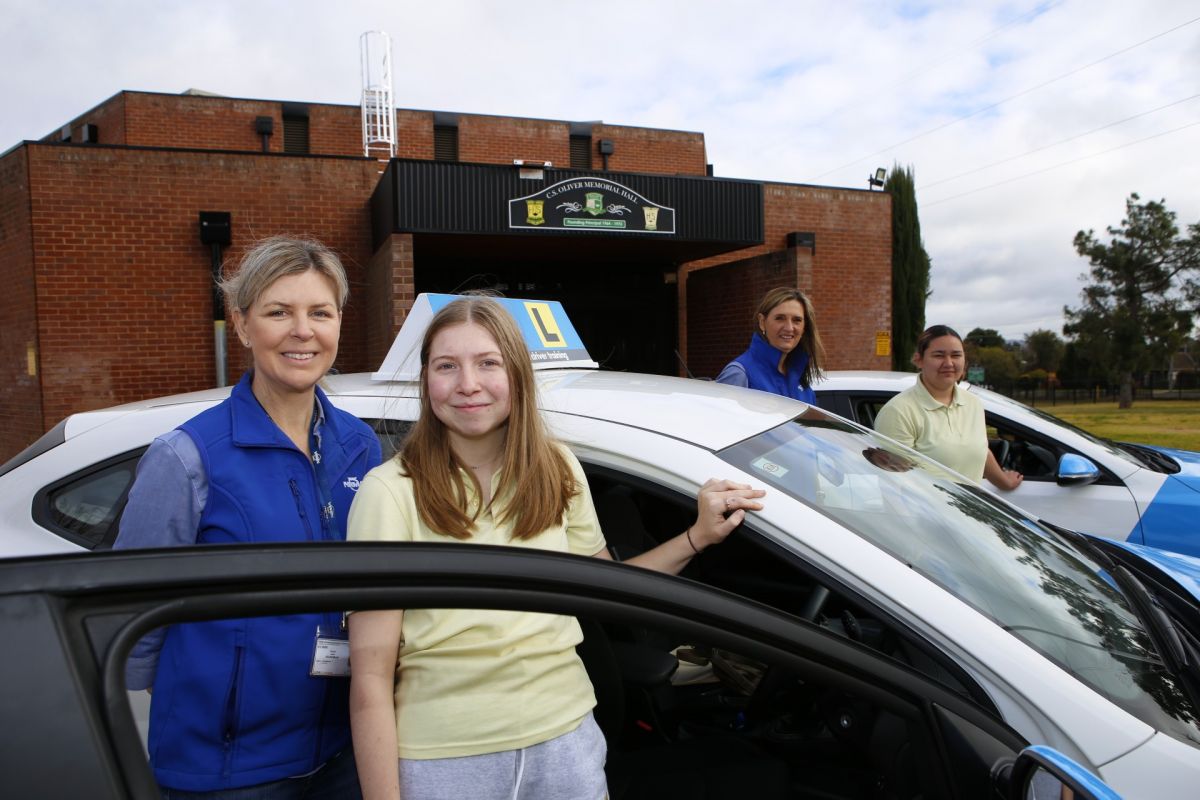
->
[[0, 90, 892, 461]]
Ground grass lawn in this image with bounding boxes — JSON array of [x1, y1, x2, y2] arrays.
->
[[1033, 400, 1200, 451]]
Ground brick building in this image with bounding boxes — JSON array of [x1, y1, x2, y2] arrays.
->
[[0, 90, 891, 461]]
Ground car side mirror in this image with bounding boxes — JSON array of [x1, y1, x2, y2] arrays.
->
[[1056, 453, 1101, 487], [1004, 744, 1122, 799]]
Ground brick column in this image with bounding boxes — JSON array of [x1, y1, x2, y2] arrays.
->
[[365, 233, 416, 368]]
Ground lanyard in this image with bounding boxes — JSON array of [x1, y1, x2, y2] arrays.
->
[[309, 402, 340, 541]]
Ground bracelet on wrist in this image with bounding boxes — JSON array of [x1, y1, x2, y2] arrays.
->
[[685, 526, 701, 555]]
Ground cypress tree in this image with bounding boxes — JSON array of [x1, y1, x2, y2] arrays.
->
[[884, 165, 931, 371]]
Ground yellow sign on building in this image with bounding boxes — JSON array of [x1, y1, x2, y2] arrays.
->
[[875, 331, 891, 357]]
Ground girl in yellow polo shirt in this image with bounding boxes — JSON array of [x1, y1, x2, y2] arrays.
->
[[875, 325, 1022, 490], [346, 296, 764, 800]]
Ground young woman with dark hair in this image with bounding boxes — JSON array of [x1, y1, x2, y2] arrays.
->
[[874, 325, 1022, 490]]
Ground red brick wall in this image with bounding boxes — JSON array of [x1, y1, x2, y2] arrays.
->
[[396, 111, 434, 160], [44, 93, 712, 177], [0, 148, 44, 461], [309, 104, 366, 158], [23, 144, 381, 433], [681, 184, 892, 373], [365, 233, 415, 369], [54, 93, 375, 158], [592, 124, 707, 176], [457, 116, 571, 167], [49, 93, 129, 146], [123, 93, 282, 152]]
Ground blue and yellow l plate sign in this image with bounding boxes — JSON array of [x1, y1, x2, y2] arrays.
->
[[372, 293, 598, 381]]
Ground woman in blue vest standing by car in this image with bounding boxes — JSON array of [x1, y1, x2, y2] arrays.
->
[[716, 287, 826, 403], [115, 236, 382, 798]]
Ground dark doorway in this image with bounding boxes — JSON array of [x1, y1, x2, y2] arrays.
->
[[416, 254, 678, 376]]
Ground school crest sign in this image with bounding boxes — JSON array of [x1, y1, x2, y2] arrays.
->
[[509, 177, 676, 234]]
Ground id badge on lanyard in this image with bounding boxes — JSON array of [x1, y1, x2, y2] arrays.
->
[[310, 614, 350, 677]]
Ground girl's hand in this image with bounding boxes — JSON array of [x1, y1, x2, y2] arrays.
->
[[691, 479, 765, 551]]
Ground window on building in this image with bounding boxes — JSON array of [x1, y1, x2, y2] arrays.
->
[[570, 135, 592, 169], [434, 125, 459, 162]]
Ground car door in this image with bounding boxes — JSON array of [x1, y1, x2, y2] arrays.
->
[[822, 389, 1143, 541], [0, 544, 1108, 799], [979, 407, 1142, 540]]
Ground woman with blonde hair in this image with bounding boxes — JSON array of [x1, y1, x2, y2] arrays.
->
[[347, 295, 764, 800], [717, 287, 825, 404], [115, 235, 382, 797]]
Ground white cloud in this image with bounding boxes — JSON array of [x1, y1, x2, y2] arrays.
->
[[3, 0, 1198, 344]]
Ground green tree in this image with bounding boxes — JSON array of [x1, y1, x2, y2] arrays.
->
[[968, 345, 1020, 388], [1064, 193, 1199, 407], [1059, 329, 1112, 390], [1022, 329, 1065, 373], [885, 164, 931, 371], [965, 327, 1006, 349]]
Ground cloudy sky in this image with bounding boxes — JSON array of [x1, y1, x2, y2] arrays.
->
[[4, 0, 1198, 342]]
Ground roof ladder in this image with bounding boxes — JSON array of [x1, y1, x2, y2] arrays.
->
[[360, 31, 395, 163]]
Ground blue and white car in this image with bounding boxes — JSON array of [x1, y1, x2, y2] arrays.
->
[[1, 297, 1197, 797], [815, 371, 1200, 558]]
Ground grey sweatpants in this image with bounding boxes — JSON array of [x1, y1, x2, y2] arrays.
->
[[397, 712, 608, 800]]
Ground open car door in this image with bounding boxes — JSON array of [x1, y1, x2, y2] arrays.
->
[[0, 543, 1122, 799]]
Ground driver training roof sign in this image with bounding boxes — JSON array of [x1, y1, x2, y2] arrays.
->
[[372, 293, 599, 381]]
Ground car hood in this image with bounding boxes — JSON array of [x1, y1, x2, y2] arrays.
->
[[1093, 537, 1200, 603], [1141, 444, 1200, 492]]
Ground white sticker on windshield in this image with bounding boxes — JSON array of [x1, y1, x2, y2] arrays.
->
[[751, 456, 789, 478]]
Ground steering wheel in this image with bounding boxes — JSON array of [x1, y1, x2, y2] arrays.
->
[[989, 438, 1012, 471], [738, 585, 831, 727]]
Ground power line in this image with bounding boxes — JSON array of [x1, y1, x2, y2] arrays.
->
[[922, 120, 1200, 208], [811, 14, 1200, 181], [921, 93, 1200, 190], [777, 1, 1064, 145]]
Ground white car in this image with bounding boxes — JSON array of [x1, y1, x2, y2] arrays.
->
[[814, 371, 1200, 558], [1, 300, 1197, 797]]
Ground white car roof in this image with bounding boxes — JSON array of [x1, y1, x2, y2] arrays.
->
[[332, 369, 803, 451], [56, 370, 804, 454]]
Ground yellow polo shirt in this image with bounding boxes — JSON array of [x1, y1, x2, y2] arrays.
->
[[873, 379, 987, 482], [346, 446, 605, 759]]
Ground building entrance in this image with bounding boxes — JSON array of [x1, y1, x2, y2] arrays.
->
[[415, 255, 678, 376]]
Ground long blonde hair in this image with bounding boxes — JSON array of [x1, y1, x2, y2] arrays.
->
[[400, 296, 578, 540]]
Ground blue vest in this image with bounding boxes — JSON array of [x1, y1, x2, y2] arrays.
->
[[732, 333, 816, 404], [149, 373, 381, 791]]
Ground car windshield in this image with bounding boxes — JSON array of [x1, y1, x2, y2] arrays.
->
[[719, 410, 1200, 748], [969, 385, 1145, 471]]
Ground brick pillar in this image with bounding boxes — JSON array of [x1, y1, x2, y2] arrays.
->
[[365, 233, 415, 368], [789, 239, 814, 296]]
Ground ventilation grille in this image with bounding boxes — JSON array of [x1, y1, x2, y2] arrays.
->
[[434, 126, 458, 162], [283, 115, 309, 154], [569, 135, 591, 169]]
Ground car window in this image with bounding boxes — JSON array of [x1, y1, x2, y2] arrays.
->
[[34, 450, 146, 550], [582, 463, 991, 711], [971, 386, 1143, 471], [363, 418, 413, 462], [854, 398, 884, 429], [983, 412, 1116, 483], [718, 413, 1200, 749]]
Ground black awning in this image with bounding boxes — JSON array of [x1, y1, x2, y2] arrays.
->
[[371, 160, 763, 261]]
